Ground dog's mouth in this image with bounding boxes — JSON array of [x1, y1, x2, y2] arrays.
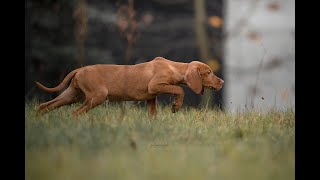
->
[[201, 87, 204, 95], [212, 87, 218, 91], [202, 86, 221, 93], [201, 85, 223, 95]]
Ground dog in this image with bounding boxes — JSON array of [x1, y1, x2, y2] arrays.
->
[[35, 57, 224, 117]]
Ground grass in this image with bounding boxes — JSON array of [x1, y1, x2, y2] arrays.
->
[[25, 100, 295, 180]]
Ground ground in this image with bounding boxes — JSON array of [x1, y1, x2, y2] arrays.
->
[[25, 101, 294, 180]]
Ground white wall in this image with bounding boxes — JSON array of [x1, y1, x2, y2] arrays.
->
[[224, 0, 295, 112]]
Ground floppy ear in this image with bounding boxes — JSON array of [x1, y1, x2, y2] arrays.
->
[[184, 63, 203, 94]]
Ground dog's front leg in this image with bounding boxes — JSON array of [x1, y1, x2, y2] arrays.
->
[[147, 97, 157, 118], [148, 84, 185, 113]]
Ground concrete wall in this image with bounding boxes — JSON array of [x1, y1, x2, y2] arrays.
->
[[224, 0, 295, 111]]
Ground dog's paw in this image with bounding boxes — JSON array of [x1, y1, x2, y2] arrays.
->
[[171, 102, 181, 113], [171, 105, 177, 113]]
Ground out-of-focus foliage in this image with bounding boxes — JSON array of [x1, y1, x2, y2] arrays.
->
[[25, 0, 224, 108]]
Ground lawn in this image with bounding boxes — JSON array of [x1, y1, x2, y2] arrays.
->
[[25, 101, 295, 180]]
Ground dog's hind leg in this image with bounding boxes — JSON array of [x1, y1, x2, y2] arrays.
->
[[71, 72, 109, 116], [72, 89, 108, 116], [147, 97, 157, 119], [37, 87, 80, 114]]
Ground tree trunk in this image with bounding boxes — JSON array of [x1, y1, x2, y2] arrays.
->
[[194, 0, 212, 108]]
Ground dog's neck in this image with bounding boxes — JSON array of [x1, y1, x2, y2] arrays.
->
[[174, 62, 189, 85]]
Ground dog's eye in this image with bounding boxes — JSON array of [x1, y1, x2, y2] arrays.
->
[[208, 70, 211, 74]]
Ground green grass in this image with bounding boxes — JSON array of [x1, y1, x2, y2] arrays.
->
[[25, 100, 295, 180]]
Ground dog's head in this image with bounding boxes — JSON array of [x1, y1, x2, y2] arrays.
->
[[184, 61, 224, 95]]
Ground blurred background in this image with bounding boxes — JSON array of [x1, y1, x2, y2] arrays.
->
[[25, 0, 295, 111]]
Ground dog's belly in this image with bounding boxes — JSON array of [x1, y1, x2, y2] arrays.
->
[[107, 93, 156, 101]]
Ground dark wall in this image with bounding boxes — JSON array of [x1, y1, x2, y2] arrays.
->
[[25, 0, 224, 108]]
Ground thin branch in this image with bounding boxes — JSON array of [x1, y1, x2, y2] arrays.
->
[[250, 41, 267, 108]]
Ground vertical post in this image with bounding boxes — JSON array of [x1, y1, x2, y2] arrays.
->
[[73, 0, 88, 67], [125, 0, 135, 64], [116, 0, 137, 65], [194, 0, 212, 108]]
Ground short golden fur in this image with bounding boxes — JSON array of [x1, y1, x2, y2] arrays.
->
[[36, 57, 224, 117]]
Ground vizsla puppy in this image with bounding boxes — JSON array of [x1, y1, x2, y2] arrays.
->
[[35, 57, 224, 117]]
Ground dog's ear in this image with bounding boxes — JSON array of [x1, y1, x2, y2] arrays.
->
[[185, 63, 203, 94]]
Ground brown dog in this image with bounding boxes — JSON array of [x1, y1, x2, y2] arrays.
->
[[35, 57, 224, 117]]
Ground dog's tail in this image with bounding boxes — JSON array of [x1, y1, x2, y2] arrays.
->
[[35, 69, 79, 93]]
